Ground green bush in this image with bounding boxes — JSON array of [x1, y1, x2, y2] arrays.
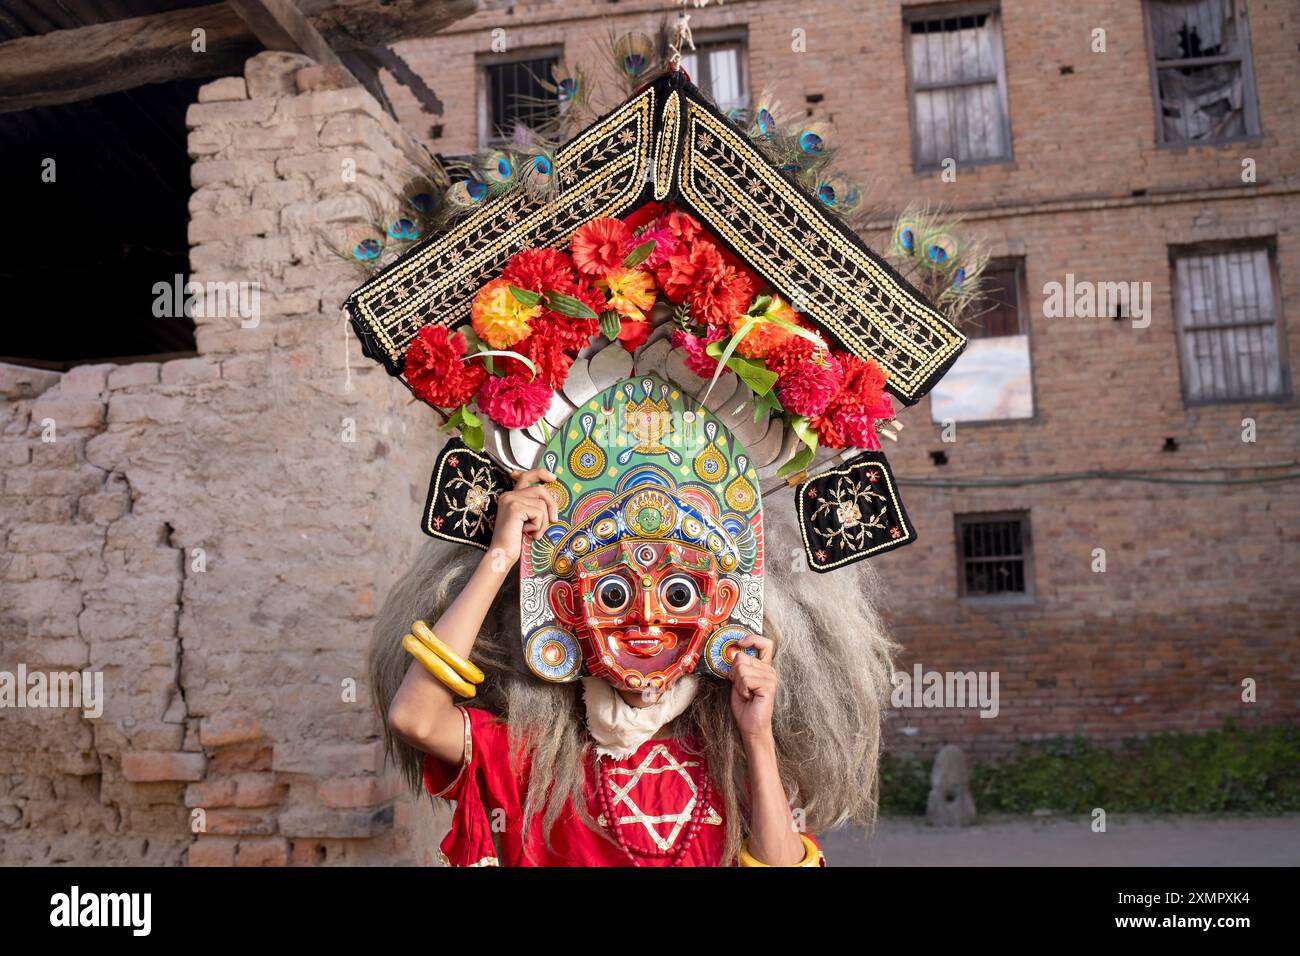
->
[[879, 724, 1300, 816]]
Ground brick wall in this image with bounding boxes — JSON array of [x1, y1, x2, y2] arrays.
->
[[380, 0, 1300, 757], [0, 53, 449, 865]]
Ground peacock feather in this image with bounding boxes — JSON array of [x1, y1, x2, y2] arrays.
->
[[519, 146, 558, 200], [886, 203, 990, 327]]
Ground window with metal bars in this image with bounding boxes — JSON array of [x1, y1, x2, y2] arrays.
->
[[1145, 0, 1261, 145], [955, 512, 1032, 598], [479, 50, 561, 146], [678, 32, 749, 113], [903, 4, 1012, 170], [1172, 243, 1288, 403]]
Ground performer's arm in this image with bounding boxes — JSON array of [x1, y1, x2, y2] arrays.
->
[[730, 635, 806, 866], [386, 467, 557, 766]]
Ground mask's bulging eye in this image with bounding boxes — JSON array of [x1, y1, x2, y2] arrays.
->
[[660, 575, 699, 613], [594, 574, 632, 614]]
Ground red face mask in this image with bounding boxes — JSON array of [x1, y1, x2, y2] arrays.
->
[[549, 539, 740, 692]]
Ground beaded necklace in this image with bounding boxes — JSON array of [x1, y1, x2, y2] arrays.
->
[[596, 749, 713, 867]]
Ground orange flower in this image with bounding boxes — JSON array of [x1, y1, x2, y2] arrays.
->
[[570, 217, 632, 278], [597, 267, 657, 322], [471, 277, 541, 348], [730, 295, 807, 359]]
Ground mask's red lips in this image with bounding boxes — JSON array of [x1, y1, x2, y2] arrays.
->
[[606, 627, 680, 658]]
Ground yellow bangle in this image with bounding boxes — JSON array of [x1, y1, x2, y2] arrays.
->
[[403, 633, 476, 698], [412, 620, 485, 685], [739, 833, 823, 868]]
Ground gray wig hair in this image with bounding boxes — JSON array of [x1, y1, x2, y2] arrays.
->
[[369, 503, 895, 865]]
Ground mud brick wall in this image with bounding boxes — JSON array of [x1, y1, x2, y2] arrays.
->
[[0, 53, 449, 865]]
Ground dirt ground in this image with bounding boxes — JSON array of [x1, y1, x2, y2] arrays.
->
[[821, 814, 1300, 866]]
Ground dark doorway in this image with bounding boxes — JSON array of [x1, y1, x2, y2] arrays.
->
[[0, 78, 201, 369]]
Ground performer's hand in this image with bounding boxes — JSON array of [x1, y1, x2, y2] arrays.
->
[[485, 467, 558, 569], [728, 635, 777, 743]]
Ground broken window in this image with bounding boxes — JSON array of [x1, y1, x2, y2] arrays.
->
[[1146, 0, 1260, 144], [679, 31, 749, 114], [1173, 244, 1287, 403], [929, 259, 1034, 423], [904, 6, 1012, 169], [479, 50, 562, 145]]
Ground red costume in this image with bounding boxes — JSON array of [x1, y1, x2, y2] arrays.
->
[[425, 707, 822, 866]]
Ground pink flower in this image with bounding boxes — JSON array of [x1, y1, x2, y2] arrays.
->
[[476, 373, 552, 428], [671, 324, 731, 379], [777, 351, 844, 417]]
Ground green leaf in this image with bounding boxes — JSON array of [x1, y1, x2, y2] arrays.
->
[[747, 294, 772, 316], [790, 414, 819, 451], [701, 315, 760, 404], [778, 415, 820, 478], [728, 355, 778, 396], [622, 239, 657, 268], [544, 290, 599, 319], [599, 309, 622, 342], [460, 405, 482, 428], [439, 406, 465, 432], [777, 442, 817, 478], [507, 285, 542, 307], [460, 421, 485, 451], [459, 325, 485, 353], [752, 390, 784, 423]]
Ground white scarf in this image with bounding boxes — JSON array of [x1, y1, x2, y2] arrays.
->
[[582, 675, 699, 759]]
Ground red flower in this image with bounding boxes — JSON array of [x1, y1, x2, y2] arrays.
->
[[502, 319, 576, 389], [618, 319, 652, 352], [477, 373, 552, 429], [404, 325, 487, 409], [810, 353, 894, 449], [654, 240, 724, 303], [777, 350, 844, 417], [502, 248, 579, 294], [766, 336, 827, 379], [690, 266, 756, 327], [660, 210, 706, 245], [671, 324, 730, 378], [571, 218, 632, 278]]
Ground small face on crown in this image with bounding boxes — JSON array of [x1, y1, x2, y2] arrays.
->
[[549, 538, 739, 691]]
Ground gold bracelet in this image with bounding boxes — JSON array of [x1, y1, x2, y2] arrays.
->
[[411, 620, 485, 685], [739, 833, 823, 868], [402, 633, 476, 698]]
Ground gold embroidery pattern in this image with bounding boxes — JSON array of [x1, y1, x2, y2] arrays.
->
[[795, 455, 914, 571], [677, 102, 965, 403], [348, 87, 658, 367], [654, 90, 680, 201]]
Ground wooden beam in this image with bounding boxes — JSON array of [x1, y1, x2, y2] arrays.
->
[[0, 0, 477, 113], [226, 0, 346, 69]]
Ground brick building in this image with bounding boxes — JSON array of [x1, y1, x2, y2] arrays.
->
[[0, 0, 1296, 867], [379, 0, 1300, 756]]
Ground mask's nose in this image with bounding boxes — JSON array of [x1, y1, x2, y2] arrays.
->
[[636, 573, 664, 625]]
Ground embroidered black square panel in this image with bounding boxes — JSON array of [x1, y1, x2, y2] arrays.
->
[[795, 451, 916, 572], [344, 71, 965, 406], [423, 438, 513, 550]]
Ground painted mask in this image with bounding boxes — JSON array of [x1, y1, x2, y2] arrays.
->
[[520, 376, 763, 691]]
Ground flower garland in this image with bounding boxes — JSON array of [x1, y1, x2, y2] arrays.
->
[[401, 209, 896, 475]]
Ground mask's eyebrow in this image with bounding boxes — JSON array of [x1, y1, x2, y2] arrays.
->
[[653, 544, 714, 574]]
